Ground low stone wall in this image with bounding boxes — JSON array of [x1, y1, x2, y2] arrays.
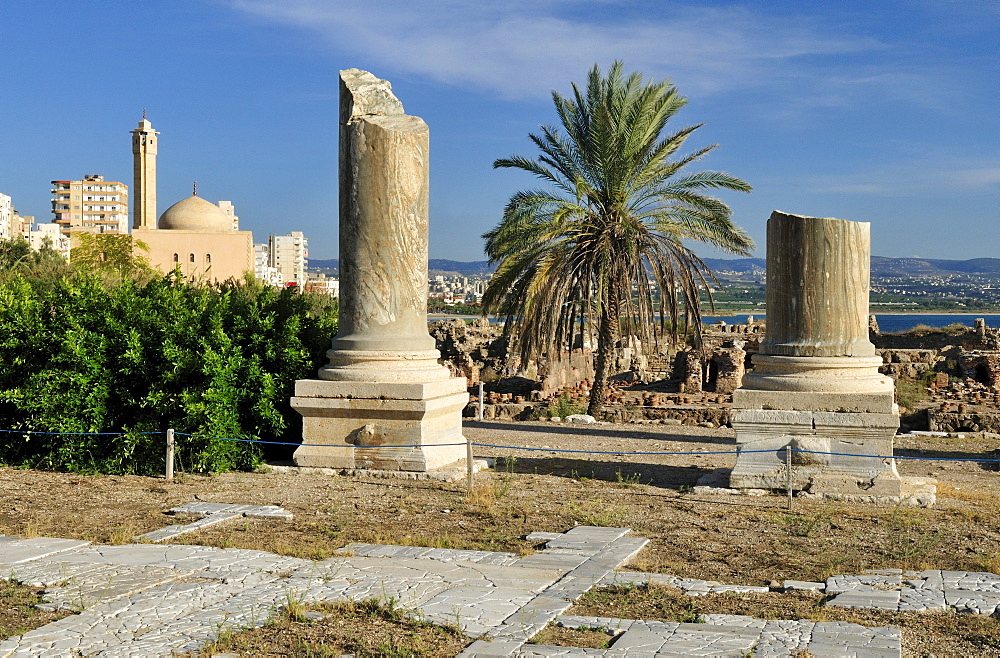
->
[[601, 406, 729, 427], [463, 402, 729, 427], [927, 410, 1000, 433]]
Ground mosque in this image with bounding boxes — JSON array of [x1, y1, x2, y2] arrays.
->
[[130, 117, 253, 281]]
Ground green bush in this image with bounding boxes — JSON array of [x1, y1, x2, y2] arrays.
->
[[0, 271, 337, 474]]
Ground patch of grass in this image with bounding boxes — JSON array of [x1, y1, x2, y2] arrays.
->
[[0, 579, 69, 638], [530, 623, 615, 649], [895, 370, 937, 410], [880, 505, 943, 569], [464, 479, 507, 509], [570, 500, 625, 527], [198, 597, 469, 657], [779, 506, 833, 538]]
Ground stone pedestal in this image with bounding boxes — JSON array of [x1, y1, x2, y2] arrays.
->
[[292, 379, 467, 470], [291, 69, 467, 471], [730, 211, 930, 503]]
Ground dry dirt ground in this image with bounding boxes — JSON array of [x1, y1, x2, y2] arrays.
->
[[3, 420, 1000, 655]]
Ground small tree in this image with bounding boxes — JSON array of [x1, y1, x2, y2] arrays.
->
[[483, 62, 754, 416], [71, 233, 155, 282]]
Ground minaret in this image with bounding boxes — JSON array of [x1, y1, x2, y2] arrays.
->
[[130, 112, 158, 230]]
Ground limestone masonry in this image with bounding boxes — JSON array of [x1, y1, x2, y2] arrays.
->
[[729, 211, 935, 505]]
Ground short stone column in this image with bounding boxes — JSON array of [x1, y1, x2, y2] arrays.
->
[[730, 211, 934, 505], [291, 69, 467, 471]]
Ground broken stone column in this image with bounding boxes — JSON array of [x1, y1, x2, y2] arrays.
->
[[291, 69, 467, 471], [729, 211, 934, 504]]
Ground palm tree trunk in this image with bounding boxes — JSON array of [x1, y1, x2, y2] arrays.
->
[[588, 296, 621, 418]]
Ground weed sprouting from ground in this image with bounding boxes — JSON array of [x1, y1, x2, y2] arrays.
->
[[615, 470, 642, 488], [570, 500, 625, 527], [779, 505, 833, 538]]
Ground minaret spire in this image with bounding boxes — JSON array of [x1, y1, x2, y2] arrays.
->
[[131, 115, 159, 230]]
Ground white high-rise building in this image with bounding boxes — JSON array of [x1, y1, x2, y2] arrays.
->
[[0, 192, 12, 241], [218, 200, 239, 230], [253, 243, 282, 287], [269, 231, 308, 286], [28, 223, 70, 258]]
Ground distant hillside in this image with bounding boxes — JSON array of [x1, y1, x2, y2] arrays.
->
[[700, 258, 766, 274], [308, 256, 1000, 278], [428, 259, 493, 275], [871, 257, 1000, 276], [307, 259, 493, 276], [309, 258, 338, 270]]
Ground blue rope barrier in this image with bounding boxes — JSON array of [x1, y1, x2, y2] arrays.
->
[[173, 432, 468, 449], [0, 429, 161, 436], [470, 442, 754, 456], [794, 448, 1000, 463], [2, 427, 997, 463]]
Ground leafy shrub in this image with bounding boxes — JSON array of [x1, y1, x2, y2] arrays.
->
[[0, 271, 337, 474]]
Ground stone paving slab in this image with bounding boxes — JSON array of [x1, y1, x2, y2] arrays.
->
[[131, 501, 294, 544], [827, 589, 902, 610], [514, 614, 902, 658], [826, 573, 902, 594], [36, 563, 197, 612], [136, 511, 241, 543], [0, 537, 91, 565]]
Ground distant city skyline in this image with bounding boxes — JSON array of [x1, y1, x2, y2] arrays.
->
[[2, 1, 997, 261]]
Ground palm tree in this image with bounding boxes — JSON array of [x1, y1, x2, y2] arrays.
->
[[482, 61, 754, 417]]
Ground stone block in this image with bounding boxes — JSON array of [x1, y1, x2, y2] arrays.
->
[[292, 378, 468, 470], [732, 389, 896, 414]]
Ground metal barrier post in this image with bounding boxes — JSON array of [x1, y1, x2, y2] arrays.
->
[[786, 445, 793, 510], [477, 383, 484, 421], [166, 428, 175, 481], [466, 437, 474, 492]]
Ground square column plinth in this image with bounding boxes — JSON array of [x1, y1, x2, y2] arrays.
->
[[290, 378, 469, 471], [729, 406, 900, 491]]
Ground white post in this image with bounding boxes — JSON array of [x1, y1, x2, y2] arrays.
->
[[786, 445, 792, 510], [477, 383, 484, 421], [466, 436, 474, 492], [166, 428, 175, 481]]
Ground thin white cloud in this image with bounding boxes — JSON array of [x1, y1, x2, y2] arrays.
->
[[806, 160, 1000, 196], [227, 0, 887, 101]]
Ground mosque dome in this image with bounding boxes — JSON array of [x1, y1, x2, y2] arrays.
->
[[157, 195, 232, 231]]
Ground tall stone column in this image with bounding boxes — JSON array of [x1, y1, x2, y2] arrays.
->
[[729, 211, 934, 505], [291, 69, 467, 471]]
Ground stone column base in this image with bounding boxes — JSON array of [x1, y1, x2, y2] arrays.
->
[[290, 378, 468, 471], [729, 406, 902, 492]]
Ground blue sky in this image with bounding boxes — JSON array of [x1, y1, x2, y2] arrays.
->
[[2, 0, 997, 260]]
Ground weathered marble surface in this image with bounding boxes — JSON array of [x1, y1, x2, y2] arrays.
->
[[332, 68, 435, 355], [729, 211, 920, 500], [761, 211, 874, 358], [292, 69, 466, 470]]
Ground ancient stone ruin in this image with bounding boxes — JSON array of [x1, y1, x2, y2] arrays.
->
[[291, 69, 467, 472], [728, 211, 935, 504]]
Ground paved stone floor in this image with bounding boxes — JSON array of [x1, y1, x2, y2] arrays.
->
[[2, 523, 998, 657]]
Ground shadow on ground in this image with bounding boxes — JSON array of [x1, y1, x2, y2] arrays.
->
[[464, 420, 734, 446], [492, 455, 714, 490]]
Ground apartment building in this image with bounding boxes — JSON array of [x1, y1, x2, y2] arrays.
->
[[269, 231, 308, 286], [51, 174, 129, 235], [0, 192, 12, 240], [253, 243, 282, 286]]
